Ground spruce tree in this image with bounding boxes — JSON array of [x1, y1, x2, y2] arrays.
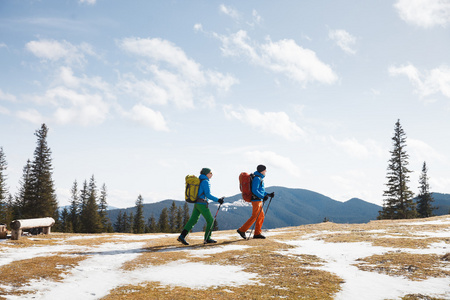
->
[[147, 214, 157, 233], [60, 207, 73, 233], [79, 176, 101, 233], [0, 147, 8, 223], [17, 160, 33, 219], [158, 207, 169, 233], [127, 212, 134, 233], [26, 124, 58, 219], [168, 201, 177, 233], [69, 180, 80, 233], [379, 120, 416, 219], [417, 162, 435, 218], [98, 183, 111, 232], [133, 195, 145, 234], [114, 211, 124, 232]]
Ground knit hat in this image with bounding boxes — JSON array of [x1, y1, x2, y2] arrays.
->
[[200, 168, 212, 175], [257, 165, 266, 173]]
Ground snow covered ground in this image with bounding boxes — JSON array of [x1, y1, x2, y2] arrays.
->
[[0, 216, 449, 299]]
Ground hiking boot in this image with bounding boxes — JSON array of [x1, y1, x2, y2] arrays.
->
[[204, 238, 217, 244], [177, 235, 189, 245], [253, 234, 266, 239], [237, 229, 246, 239]]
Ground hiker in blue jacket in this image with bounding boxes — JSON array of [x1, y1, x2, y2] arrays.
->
[[178, 168, 225, 245]]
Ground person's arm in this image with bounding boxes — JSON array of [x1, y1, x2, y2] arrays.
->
[[202, 180, 219, 202]]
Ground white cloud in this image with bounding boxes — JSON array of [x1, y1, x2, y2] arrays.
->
[[79, 0, 96, 4], [193, 23, 203, 32], [0, 43, 6, 49], [252, 10, 262, 25], [47, 87, 110, 126], [127, 104, 169, 132], [409, 138, 447, 163], [119, 37, 204, 82], [118, 37, 238, 109], [16, 109, 45, 124], [219, 4, 240, 20], [214, 30, 338, 86], [394, 0, 450, 28], [224, 105, 305, 140], [25, 39, 94, 66], [245, 150, 300, 177], [0, 89, 17, 102], [329, 29, 357, 55], [0, 106, 10, 115], [389, 63, 450, 99], [331, 137, 383, 159]]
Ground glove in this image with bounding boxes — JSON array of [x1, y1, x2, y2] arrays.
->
[[218, 197, 225, 204], [269, 192, 275, 198], [263, 195, 269, 202]]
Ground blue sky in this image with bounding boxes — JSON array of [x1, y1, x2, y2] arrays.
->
[[1, 0, 450, 208]]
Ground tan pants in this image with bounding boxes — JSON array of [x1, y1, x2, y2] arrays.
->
[[239, 201, 264, 236]]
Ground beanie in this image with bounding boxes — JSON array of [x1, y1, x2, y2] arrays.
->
[[257, 165, 266, 173], [200, 168, 211, 175]]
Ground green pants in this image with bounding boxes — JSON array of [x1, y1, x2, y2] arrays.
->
[[183, 203, 214, 240]]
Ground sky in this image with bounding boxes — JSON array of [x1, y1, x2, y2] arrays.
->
[[1, 0, 450, 208]]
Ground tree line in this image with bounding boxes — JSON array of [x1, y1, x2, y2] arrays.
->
[[378, 119, 436, 220], [0, 121, 443, 236], [0, 123, 212, 235], [114, 199, 191, 234]]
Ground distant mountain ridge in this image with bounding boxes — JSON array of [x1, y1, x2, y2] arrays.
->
[[106, 188, 450, 232]]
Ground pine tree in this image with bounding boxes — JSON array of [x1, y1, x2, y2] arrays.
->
[[379, 120, 416, 219], [79, 176, 101, 233], [60, 207, 73, 233], [98, 183, 111, 232], [147, 214, 157, 233], [69, 180, 80, 233], [168, 201, 177, 233], [127, 212, 134, 233], [158, 207, 169, 233], [133, 195, 145, 234], [25, 124, 58, 219], [417, 162, 435, 218], [0, 147, 8, 223], [17, 160, 33, 219], [4, 194, 14, 226], [114, 211, 124, 232]]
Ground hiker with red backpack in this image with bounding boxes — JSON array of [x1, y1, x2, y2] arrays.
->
[[178, 168, 225, 245], [237, 165, 274, 239]]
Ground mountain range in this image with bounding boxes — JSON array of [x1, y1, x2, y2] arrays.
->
[[106, 187, 450, 232]]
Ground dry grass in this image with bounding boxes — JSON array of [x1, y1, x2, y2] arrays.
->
[[1, 216, 449, 299], [105, 234, 343, 300], [354, 252, 450, 281], [400, 294, 447, 300], [0, 254, 86, 297]]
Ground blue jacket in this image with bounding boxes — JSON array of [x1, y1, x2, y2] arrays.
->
[[197, 174, 219, 204], [252, 171, 267, 201]]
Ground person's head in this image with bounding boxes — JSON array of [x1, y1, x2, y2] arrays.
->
[[257, 164, 267, 175], [200, 167, 213, 179]]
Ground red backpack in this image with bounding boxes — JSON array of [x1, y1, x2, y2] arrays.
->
[[239, 172, 255, 202]]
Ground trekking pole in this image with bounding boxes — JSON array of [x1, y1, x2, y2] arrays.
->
[[247, 200, 266, 240], [264, 195, 274, 216], [205, 203, 222, 243]]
